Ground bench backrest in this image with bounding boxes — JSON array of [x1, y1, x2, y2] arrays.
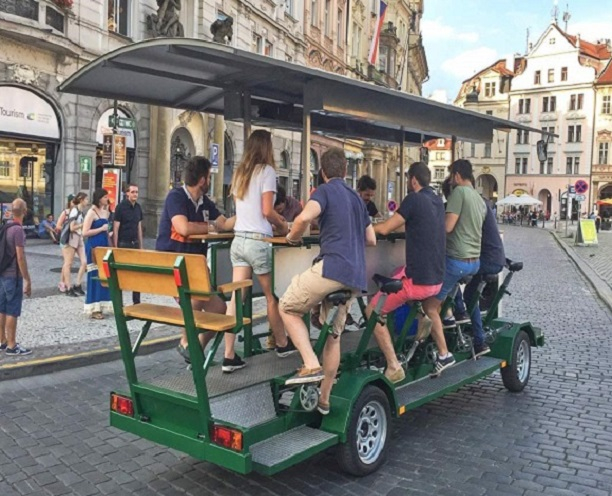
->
[[94, 247, 212, 298]]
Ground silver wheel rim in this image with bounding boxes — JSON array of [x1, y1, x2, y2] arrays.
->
[[356, 400, 387, 465], [516, 339, 530, 383]]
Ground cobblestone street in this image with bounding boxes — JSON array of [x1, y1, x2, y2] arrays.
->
[[1, 226, 612, 496]]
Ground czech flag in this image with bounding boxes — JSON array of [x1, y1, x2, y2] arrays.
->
[[368, 0, 388, 65]]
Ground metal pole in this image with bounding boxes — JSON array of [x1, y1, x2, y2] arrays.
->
[[243, 91, 252, 145], [451, 135, 457, 163], [565, 185, 569, 237], [399, 127, 405, 199], [301, 109, 311, 204]]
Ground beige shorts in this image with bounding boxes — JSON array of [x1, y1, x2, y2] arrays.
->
[[67, 233, 84, 250], [280, 260, 355, 335]]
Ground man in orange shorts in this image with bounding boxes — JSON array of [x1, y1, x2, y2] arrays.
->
[[367, 161, 446, 382]]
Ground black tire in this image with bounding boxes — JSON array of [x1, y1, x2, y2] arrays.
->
[[337, 385, 391, 476], [501, 330, 531, 392]]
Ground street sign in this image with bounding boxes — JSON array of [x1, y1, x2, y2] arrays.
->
[[574, 179, 588, 194], [387, 200, 397, 212], [576, 194, 586, 202], [79, 156, 92, 173], [569, 185, 576, 194], [109, 115, 136, 130], [210, 143, 219, 173]]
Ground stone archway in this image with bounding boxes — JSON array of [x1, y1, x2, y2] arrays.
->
[[599, 183, 612, 200], [538, 188, 552, 214], [476, 173, 497, 201]]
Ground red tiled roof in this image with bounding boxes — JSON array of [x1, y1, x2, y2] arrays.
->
[[557, 26, 611, 60], [597, 59, 612, 85], [424, 138, 452, 150]]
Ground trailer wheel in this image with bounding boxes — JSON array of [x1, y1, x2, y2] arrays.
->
[[337, 385, 390, 476], [501, 330, 531, 392]]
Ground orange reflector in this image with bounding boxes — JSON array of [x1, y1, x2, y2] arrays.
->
[[173, 268, 182, 287], [398, 406, 406, 416], [211, 425, 243, 451], [500, 361, 507, 368], [110, 393, 134, 417], [102, 261, 111, 279]]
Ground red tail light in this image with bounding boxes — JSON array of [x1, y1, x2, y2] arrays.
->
[[110, 393, 134, 417], [211, 425, 243, 451]]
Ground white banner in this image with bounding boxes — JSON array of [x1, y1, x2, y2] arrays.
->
[[0, 86, 60, 140], [96, 108, 135, 149]]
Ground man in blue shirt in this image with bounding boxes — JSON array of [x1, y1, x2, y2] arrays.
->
[[156, 156, 236, 367], [38, 214, 58, 243], [280, 147, 377, 415]]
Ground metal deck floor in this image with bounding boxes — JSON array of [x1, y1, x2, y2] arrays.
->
[[395, 356, 501, 409], [146, 330, 375, 399]]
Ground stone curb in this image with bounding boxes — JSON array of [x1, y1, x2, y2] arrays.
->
[[550, 231, 612, 313], [0, 313, 267, 381]]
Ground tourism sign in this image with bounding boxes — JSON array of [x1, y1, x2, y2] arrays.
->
[[102, 134, 113, 165], [109, 115, 136, 130], [79, 156, 92, 173], [113, 135, 127, 167]]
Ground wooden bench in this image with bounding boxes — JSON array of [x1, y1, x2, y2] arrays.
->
[[94, 247, 252, 332]]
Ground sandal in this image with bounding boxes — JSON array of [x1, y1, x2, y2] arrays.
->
[[90, 312, 104, 320]]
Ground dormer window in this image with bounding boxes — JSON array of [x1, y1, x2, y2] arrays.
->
[[549, 37, 556, 44], [484, 82, 496, 97]]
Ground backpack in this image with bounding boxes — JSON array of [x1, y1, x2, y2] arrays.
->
[[59, 209, 78, 245], [0, 223, 20, 275]]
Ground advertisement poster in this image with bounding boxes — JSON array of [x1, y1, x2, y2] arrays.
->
[[113, 135, 127, 167], [575, 219, 598, 246], [102, 134, 113, 166], [102, 168, 121, 212]]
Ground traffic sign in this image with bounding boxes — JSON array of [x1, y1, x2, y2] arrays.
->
[[109, 115, 136, 130], [387, 200, 397, 212], [569, 185, 576, 194], [575, 179, 588, 194], [576, 194, 586, 202], [210, 143, 219, 173]]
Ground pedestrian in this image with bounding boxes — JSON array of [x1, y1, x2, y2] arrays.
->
[[0, 198, 32, 355], [274, 185, 303, 222], [38, 213, 58, 243], [83, 189, 112, 319], [357, 175, 382, 220], [56, 194, 74, 293], [226, 129, 295, 369], [113, 183, 144, 304], [61, 192, 88, 297]]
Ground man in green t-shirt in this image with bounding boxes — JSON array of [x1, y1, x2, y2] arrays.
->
[[423, 159, 486, 377]]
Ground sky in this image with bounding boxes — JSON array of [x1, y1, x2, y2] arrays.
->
[[422, 0, 612, 102]]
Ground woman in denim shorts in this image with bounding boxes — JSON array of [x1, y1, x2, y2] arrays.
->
[[223, 130, 295, 372]]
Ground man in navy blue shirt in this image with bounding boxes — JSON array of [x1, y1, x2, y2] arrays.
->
[[156, 156, 236, 366], [280, 147, 377, 414], [368, 162, 446, 382]]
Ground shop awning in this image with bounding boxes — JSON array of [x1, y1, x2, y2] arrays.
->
[[59, 39, 555, 145]]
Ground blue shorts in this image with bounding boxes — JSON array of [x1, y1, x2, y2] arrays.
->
[[435, 257, 480, 301], [0, 277, 24, 317]]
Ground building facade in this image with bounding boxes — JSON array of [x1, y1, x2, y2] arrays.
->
[[591, 60, 612, 207], [423, 137, 451, 192], [455, 58, 518, 202], [506, 24, 610, 219], [0, 0, 153, 220]]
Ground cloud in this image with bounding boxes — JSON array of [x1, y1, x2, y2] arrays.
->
[[441, 47, 499, 80], [569, 20, 612, 43], [422, 18, 479, 43]]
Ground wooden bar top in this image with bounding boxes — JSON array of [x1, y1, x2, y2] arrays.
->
[[189, 232, 235, 241]]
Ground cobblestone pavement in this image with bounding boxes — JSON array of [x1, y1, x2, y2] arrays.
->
[[560, 229, 612, 290], [1, 226, 612, 496]]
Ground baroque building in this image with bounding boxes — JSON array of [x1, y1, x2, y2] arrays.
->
[[591, 60, 612, 206]]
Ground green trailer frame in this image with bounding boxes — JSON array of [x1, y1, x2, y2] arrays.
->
[[59, 39, 548, 476]]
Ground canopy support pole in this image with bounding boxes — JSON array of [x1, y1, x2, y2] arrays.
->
[[399, 127, 405, 200], [451, 135, 457, 163], [301, 109, 311, 204], [243, 91, 252, 144]]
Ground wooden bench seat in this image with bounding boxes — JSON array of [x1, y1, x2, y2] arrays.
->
[[123, 303, 251, 332]]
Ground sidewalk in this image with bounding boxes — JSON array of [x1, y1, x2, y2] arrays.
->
[[0, 238, 268, 380]]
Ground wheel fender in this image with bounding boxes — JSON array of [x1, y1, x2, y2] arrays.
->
[[320, 369, 396, 443], [489, 320, 543, 365]]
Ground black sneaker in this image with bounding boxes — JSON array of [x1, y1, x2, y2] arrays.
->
[[65, 288, 78, 297], [222, 354, 246, 373], [73, 285, 85, 296], [473, 343, 491, 357], [431, 353, 456, 377], [442, 316, 456, 328], [0, 342, 6, 351], [276, 338, 298, 358], [177, 343, 191, 364], [454, 312, 470, 324], [5, 344, 32, 356]]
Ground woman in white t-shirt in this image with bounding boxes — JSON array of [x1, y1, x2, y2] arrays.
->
[[61, 192, 88, 297], [224, 130, 295, 372]]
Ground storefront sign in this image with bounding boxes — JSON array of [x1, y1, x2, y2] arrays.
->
[[113, 135, 126, 167], [512, 189, 527, 196], [102, 134, 113, 166], [0, 86, 60, 140], [102, 168, 122, 212], [575, 219, 598, 246], [80, 156, 92, 173]]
